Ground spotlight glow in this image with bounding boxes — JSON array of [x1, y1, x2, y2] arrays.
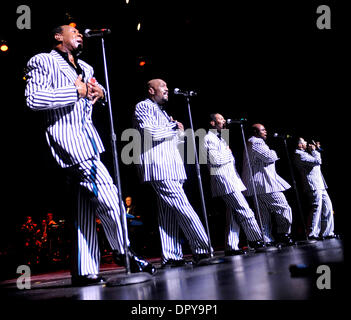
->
[[0, 44, 8, 52]]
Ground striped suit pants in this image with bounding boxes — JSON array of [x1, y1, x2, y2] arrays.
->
[[307, 189, 334, 237], [150, 180, 211, 263], [222, 191, 263, 250], [68, 156, 127, 276], [257, 192, 292, 242]]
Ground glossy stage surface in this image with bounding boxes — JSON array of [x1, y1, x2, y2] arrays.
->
[[1, 239, 345, 301]]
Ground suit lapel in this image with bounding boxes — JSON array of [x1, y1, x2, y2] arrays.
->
[[77, 60, 91, 83], [50, 50, 78, 84]]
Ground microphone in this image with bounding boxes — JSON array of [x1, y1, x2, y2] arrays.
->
[[84, 28, 111, 38], [272, 133, 293, 139], [174, 88, 197, 97], [226, 118, 247, 125]]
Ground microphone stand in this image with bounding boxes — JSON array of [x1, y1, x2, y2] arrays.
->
[[281, 138, 316, 245], [239, 123, 277, 252], [97, 36, 152, 286], [181, 95, 225, 266]]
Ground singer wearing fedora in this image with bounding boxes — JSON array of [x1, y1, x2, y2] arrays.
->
[[25, 24, 155, 286], [133, 79, 212, 268], [241, 124, 294, 246], [202, 114, 266, 254], [294, 138, 335, 240]]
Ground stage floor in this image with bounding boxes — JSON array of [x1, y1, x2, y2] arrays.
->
[[0, 239, 345, 301]]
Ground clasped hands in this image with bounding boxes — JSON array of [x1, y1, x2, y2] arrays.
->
[[170, 116, 184, 131], [75, 75, 104, 104]]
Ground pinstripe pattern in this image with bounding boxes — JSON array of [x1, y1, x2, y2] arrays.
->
[[69, 156, 128, 276], [133, 99, 187, 182], [203, 130, 246, 197], [203, 131, 263, 247], [294, 149, 334, 237], [294, 149, 327, 192], [257, 192, 292, 242], [241, 136, 291, 196], [133, 99, 210, 262], [241, 136, 292, 241], [307, 190, 334, 237], [25, 50, 127, 276], [76, 187, 100, 275], [224, 207, 241, 250], [150, 180, 210, 263], [25, 50, 105, 168], [222, 192, 263, 242]]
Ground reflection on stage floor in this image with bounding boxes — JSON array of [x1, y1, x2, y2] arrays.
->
[[1, 239, 345, 301]]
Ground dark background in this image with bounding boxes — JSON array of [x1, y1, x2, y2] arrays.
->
[[0, 0, 346, 274]]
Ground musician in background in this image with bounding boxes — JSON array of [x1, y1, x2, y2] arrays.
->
[[46, 213, 57, 227], [294, 138, 335, 240], [125, 196, 146, 253], [20, 216, 40, 265]]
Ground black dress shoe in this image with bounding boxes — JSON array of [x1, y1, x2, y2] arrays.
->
[[224, 249, 247, 256], [276, 233, 295, 246], [113, 249, 157, 275], [161, 259, 190, 269], [248, 240, 265, 249], [71, 274, 106, 287], [323, 234, 340, 240], [192, 253, 211, 265], [308, 235, 323, 241]]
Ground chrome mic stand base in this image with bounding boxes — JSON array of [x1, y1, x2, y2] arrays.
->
[[195, 257, 226, 267], [295, 239, 317, 245], [254, 246, 279, 253], [106, 272, 152, 287]]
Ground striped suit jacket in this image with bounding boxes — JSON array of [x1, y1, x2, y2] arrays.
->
[[294, 149, 327, 192], [203, 130, 246, 197], [133, 99, 187, 182], [25, 50, 105, 168], [241, 136, 291, 196]]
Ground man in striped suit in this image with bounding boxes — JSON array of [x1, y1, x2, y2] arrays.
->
[[25, 25, 155, 286], [294, 138, 335, 240], [241, 124, 294, 245], [202, 114, 265, 254], [133, 79, 211, 267]]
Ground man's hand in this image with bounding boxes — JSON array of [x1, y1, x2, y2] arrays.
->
[[308, 144, 316, 152], [176, 121, 184, 132], [75, 75, 88, 98], [170, 116, 184, 131], [312, 140, 321, 150], [88, 78, 104, 104]]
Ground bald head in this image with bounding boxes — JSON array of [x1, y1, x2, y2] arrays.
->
[[252, 123, 267, 140], [147, 79, 169, 105], [297, 137, 307, 150]]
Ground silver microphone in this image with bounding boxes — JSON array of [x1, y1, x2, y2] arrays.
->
[[174, 88, 197, 97], [226, 118, 247, 125], [84, 28, 111, 38], [272, 133, 293, 139]]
